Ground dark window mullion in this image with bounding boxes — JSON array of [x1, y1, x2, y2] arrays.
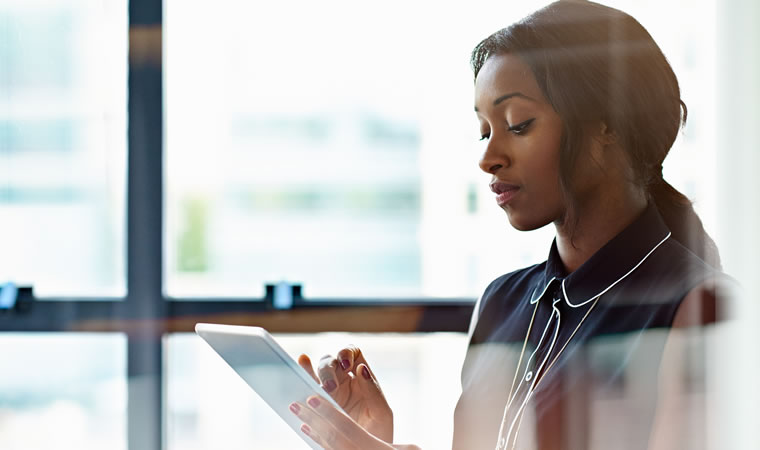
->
[[127, 0, 164, 449]]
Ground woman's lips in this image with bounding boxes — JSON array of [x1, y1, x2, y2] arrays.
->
[[490, 182, 520, 206], [496, 187, 519, 206]]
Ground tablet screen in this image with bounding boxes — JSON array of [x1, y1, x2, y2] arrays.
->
[[195, 323, 340, 449]]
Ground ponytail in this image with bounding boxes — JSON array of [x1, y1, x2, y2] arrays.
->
[[650, 178, 721, 269]]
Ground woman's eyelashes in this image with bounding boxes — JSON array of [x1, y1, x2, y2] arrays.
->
[[479, 118, 535, 140], [507, 118, 535, 135]]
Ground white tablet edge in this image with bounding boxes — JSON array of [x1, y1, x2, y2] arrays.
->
[[194, 323, 344, 412]]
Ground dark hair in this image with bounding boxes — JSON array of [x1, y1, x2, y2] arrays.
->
[[471, 0, 720, 268]]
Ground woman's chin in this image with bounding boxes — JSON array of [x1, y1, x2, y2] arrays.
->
[[504, 210, 550, 232]]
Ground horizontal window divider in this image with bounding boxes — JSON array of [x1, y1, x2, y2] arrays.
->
[[0, 300, 125, 332], [0, 298, 474, 334], [167, 299, 474, 333], [165, 297, 475, 306]]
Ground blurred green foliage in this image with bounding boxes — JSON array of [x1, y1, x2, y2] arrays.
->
[[177, 196, 208, 272]]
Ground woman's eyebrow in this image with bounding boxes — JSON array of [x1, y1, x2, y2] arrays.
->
[[474, 91, 535, 111]]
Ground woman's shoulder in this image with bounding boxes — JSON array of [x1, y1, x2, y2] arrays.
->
[[613, 235, 737, 328], [640, 235, 727, 294], [476, 262, 546, 316], [467, 262, 547, 345]]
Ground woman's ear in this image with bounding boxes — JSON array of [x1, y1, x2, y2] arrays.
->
[[585, 121, 621, 172], [594, 122, 618, 146]]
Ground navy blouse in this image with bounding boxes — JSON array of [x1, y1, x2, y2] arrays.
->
[[453, 203, 720, 450]]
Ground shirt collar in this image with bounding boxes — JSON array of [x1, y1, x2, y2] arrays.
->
[[531, 202, 671, 306]]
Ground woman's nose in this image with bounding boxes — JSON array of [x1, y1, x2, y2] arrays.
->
[[478, 139, 510, 174]]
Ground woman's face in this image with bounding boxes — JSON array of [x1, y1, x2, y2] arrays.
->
[[474, 53, 566, 231]]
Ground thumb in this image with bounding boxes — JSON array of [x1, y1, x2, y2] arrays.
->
[[356, 363, 387, 406]]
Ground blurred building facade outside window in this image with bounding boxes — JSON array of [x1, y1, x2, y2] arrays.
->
[[0, 0, 128, 297], [0, 334, 127, 450]]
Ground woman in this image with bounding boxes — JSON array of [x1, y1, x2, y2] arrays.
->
[[288, 1, 728, 448]]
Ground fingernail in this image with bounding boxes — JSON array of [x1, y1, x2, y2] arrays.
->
[[289, 403, 300, 414], [301, 424, 311, 435], [323, 379, 337, 392], [362, 365, 371, 380], [308, 397, 321, 408], [341, 359, 350, 370]]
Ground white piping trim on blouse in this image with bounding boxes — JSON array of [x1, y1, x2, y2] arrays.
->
[[530, 232, 671, 307], [505, 299, 562, 449], [529, 278, 554, 304], [563, 232, 671, 307]]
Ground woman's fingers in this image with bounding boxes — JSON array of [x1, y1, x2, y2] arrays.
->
[[290, 395, 391, 450], [336, 345, 369, 372], [356, 363, 391, 411], [290, 398, 358, 450], [318, 354, 350, 395], [300, 422, 338, 450], [302, 351, 355, 405], [297, 354, 320, 385], [290, 400, 353, 450], [304, 347, 388, 416]]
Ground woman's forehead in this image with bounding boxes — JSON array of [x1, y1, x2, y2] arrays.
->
[[474, 54, 545, 109]]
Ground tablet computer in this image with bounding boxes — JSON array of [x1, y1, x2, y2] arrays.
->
[[195, 323, 343, 449]]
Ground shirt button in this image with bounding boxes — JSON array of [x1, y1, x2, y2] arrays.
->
[[525, 371, 533, 382]]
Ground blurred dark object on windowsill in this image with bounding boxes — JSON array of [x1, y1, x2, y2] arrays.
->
[[0, 283, 34, 314]]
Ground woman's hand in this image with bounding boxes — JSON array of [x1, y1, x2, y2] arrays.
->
[[289, 394, 420, 450], [297, 346, 393, 442]]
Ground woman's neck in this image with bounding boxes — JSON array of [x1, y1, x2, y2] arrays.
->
[[554, 187, 648, 274]]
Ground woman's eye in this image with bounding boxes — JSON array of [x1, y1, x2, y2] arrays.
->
[[508, 118, 535, 135], [479, 133, 490, 141]]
